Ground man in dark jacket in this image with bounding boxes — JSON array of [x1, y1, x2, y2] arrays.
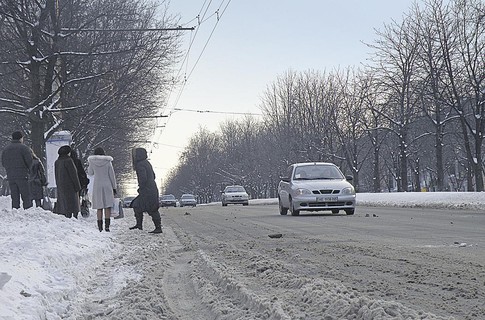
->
[[1, 131, 33, 209], [129, 147, 162, 233]]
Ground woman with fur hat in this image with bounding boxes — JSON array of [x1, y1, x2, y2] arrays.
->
[[54, 145, 81, 218], [87, 147, 117, 232]]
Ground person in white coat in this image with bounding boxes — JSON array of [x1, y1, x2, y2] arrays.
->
[[87, 147, 117, 232]]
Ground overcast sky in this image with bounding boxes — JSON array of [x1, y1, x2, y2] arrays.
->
[[146, 0, 421, 191]]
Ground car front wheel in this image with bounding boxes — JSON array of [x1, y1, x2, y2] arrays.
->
[[290, 197, 300, 216], [345, 209, 355, 215], [278, 197, 288, 215]]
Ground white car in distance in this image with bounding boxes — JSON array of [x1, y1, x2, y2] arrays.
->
[[221, 185, 249, 206]]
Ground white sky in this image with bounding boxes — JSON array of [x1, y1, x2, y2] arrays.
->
[[0, 192, 483, 318], [148, 1, 420, 186]]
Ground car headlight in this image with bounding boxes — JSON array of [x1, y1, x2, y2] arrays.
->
[[295, 188, 312, 196], [341, 186, 355, 195]]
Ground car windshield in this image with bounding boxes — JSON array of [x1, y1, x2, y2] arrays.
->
[[162, 195, 175, 200], [181, 195, 194, 199], [293, 165, 344, 180], [225, 186, 245, 193]]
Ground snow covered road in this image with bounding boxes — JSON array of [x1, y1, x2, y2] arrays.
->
[[78, 204, 484, 320]]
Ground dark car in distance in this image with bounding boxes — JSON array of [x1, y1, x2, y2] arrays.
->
[[159, 194, 177, 207]]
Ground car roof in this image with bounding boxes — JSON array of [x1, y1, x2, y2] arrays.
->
[[292, 162, 335, 167], [181, 194, 194, 197]]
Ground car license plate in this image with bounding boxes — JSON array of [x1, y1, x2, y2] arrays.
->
[[317, 196, 338, 202]]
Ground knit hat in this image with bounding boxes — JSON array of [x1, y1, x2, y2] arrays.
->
[[58, 145, 71, 155], [94, 147, 105, 155], [12, 131, 23, 140]]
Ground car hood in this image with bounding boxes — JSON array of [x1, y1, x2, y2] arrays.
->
[[292, 179, 352, 191]]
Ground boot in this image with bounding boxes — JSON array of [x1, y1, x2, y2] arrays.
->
[[97, 220, 103, 232], [73, 212, 78, 219], [105, 218, 110, 232], [129, 213, 143, 230], [148, 212, 162, 234]]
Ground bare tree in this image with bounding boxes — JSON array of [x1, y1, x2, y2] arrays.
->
[[367, 14, 423, 192], [0, 0, 180, 188]]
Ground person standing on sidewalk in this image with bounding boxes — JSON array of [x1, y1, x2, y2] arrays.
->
[[29, 150, 48, 207], [129, 147, 162, 234], [54, 145, 81, 218], [87, 147, 117, 232], [1, 131, 33, 209]]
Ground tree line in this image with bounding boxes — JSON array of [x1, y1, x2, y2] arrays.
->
[[163, 0, 485, 201], [0, 0, 181, 188]]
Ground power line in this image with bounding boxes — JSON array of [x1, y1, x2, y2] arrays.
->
[[60, 27, 195, 32], [173, 107, 262, 116]]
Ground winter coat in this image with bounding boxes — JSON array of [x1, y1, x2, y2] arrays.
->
[[87, 155, 117, 209], [54, 154, 81, 215], [1, 140, 33, 180], [29, 158, 47, 200], [70, 152, 89, 189], [131, 148, 159, 213]]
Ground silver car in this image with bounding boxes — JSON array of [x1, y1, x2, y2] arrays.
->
[[159, 194, 177, 207], [180, 194, 197, 207], [278, 162, 355, 216], [221, 185, 249, 206]]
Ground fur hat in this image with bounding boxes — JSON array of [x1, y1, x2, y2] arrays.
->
[[58, 145, 71, 155], [12, 131, 23, 140]]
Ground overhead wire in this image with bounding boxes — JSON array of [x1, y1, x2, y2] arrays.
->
[[149, 0, 233, 155]]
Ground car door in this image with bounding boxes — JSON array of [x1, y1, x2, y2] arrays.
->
[[278, 165, 294, 207]]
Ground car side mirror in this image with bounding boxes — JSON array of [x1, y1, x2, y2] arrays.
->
[[280, 176, 290, 182], [346, 175, 353, 181]]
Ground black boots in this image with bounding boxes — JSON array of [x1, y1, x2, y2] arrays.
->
[[129, 211, 162, 233], [148, 212, 162, 234], [129, 213, 143, 230], [97, 219, 111, 232], [148, 224, 162, 234]]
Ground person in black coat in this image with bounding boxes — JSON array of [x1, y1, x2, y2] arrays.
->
[[29, 151, 47, 207], [70, 147, 90, 217], [1, 131, 33, 209], [54, 145, 81, 218], [129, 147, 162, 233], [70, 147, 89, 191]]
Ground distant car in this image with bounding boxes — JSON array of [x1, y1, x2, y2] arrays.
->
[[221, 185, 249, 206], [122, 196, 136, 208], [160, 194, 177, 207], [179, 194, 197, 207], [278, 162, 356, 216]]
